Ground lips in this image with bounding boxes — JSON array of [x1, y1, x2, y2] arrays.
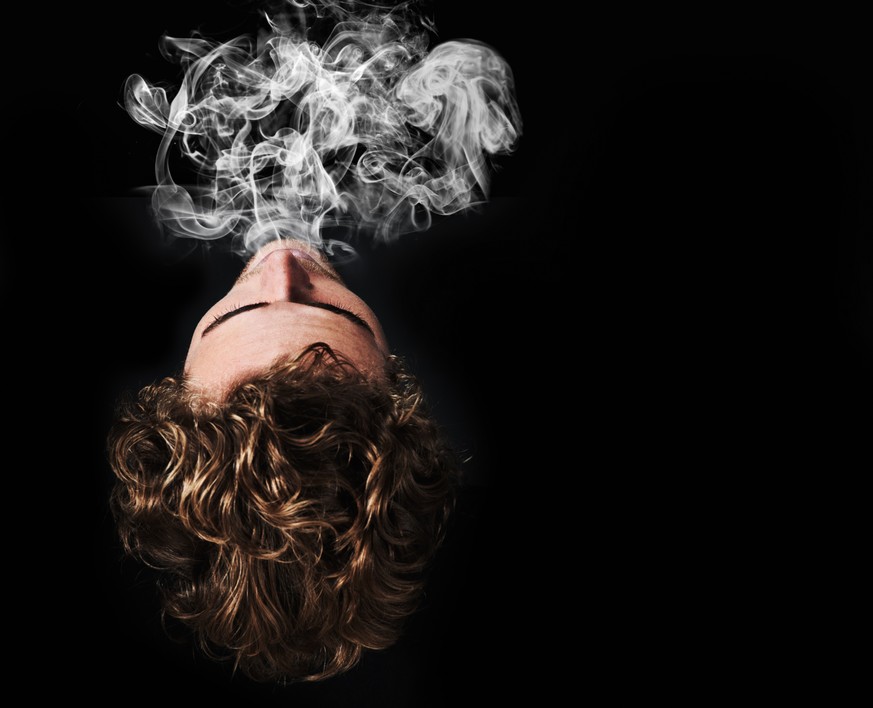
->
[[253, 245, 320, 270], [289, 248, 319, 265]]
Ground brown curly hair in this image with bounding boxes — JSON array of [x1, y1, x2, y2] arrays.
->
[[108, 344, 457, 682]]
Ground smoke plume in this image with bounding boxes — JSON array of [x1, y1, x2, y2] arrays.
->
[[124, 0, 521, 258]]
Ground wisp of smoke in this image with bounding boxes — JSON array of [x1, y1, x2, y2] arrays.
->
[[124, 0, 521, 258]]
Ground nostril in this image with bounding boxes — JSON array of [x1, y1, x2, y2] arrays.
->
[[291, 283, 314, 301]]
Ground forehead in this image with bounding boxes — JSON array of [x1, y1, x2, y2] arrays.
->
[[185, 306, 387, 396]]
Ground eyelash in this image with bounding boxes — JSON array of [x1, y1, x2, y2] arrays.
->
[[209, 302, 258, 325], [210, 300, 367, 324], [321, 299, 367, 321]]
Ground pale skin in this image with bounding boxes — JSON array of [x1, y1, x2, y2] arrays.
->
[[184, 240, 390, 397]]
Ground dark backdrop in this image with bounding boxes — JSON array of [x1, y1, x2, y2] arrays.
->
[[13, 3, 871, 703]]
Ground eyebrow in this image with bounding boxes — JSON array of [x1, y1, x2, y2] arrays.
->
[[201, 301, 375, 338]]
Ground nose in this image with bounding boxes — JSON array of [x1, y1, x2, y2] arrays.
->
[[257, 249, 314, 301]]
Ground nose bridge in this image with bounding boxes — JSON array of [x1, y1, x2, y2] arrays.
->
[[260, 250, 313, 299]]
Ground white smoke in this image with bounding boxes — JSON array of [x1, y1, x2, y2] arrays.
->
[[124, 0, 521, 258]]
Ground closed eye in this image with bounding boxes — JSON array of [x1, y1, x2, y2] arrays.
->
[[201, 301, 374, 338]]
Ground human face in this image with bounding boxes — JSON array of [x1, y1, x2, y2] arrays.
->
[[184, 240, 390, 396]]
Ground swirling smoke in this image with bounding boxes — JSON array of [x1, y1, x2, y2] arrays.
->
[[124, 0, 521, 258]]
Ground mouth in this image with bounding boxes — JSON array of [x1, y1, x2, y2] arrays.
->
[[251, 239, 321, 266], [288, 248, 319, 265], [257, 248, 323, 271], [241, 242, 343, 283]]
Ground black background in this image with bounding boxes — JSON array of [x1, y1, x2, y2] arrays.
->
[[13, 2, 871, 703]]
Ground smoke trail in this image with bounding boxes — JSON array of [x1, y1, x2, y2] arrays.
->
[[124, 0, 521, 258]]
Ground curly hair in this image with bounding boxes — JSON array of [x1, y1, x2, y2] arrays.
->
[[108, 344, 457, 682]]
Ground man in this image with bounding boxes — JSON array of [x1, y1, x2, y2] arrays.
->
[[108, 237, 458, 681], [184, 240, 390, 393], [107, 0, 523, 682]]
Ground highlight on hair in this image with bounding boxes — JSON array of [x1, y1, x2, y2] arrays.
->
[[108, 344, 457, 682]]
